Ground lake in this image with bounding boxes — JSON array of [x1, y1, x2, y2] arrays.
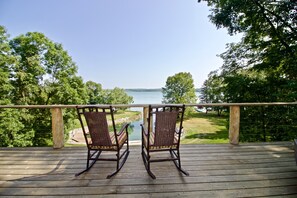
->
[[125, 89, 162, 141], [125, 89, 200, 141]]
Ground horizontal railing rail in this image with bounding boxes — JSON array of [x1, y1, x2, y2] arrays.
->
[[1, 102, 297, 109], [1, 102, 297, 148]]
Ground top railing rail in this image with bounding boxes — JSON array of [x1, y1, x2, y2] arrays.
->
[[1, 102, 297, 148], [1, 102, 297, 109]]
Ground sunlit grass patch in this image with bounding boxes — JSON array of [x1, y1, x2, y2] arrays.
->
[[182, 111, 228, 144]]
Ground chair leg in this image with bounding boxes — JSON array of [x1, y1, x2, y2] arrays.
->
[[75, 150, 101, 177], [107, 142, 130, 179], [170, 150, 189, 176], [141, 148, 156, 179], [147, 161, 156, 179]]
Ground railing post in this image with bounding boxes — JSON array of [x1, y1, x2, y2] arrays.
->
[[143, 106, 152, 131], [229, 106, 240, 145], [143, 107, 149, 129], [51, 107, 64, 149]]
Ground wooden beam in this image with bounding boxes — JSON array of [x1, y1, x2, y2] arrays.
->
[[51, 108, 64, 149], [143, 107, 148, 128], [143, 107, 153, 131], [1, 102, 297, 109], [229, 106, 240, 145]]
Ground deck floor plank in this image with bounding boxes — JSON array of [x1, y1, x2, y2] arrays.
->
[[0, 142, 297, 197]]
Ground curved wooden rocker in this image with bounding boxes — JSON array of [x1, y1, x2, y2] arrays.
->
[[141, 104, 189, 179], [76, 105, 129, 179]]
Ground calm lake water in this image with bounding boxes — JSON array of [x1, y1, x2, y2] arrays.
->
[[125, 89, 199, 141], [125, 90, 162, 141]]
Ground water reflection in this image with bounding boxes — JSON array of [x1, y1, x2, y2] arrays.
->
[[128, 107, 142, 141], [128, 119, 142, 141]]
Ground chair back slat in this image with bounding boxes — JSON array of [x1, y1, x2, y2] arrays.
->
[[84, 112, 112, 146], [77, 106, 115, 147], [147, 105, 185, 147], [154, 111, 178, 146]]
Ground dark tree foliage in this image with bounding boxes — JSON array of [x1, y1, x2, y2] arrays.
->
[[199, 0, 297, 141], [0, 26, 134, 147], [86, 81, 104, 104], [200, 70, 226, 115], [0, 28, 88, 146], [0, 26, 27, 146], [162, 72, 197, 104]]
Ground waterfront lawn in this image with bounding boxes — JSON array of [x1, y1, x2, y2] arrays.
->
[[182, 111, 229, 144], [71, 110, 141, 130]]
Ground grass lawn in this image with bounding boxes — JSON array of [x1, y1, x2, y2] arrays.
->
[[71, 110, 141, 129], [182, 111, 229, 144]]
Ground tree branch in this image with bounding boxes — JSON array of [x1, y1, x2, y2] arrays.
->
[[252, 0, 293, 54]]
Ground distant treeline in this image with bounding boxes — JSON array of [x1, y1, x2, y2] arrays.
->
[[125, 88, 162, 92], [125, 88, 201, 92]]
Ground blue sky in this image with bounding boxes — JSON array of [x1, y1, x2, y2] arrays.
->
[[0, 0, 241, 89]]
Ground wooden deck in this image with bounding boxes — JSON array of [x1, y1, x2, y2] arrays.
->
[[0, 142, 297, 197]]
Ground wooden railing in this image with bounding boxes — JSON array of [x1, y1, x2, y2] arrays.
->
[[1, 102, 297, 148]]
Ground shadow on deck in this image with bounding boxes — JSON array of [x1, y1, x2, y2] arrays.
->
[[0, 142, 297, 197]]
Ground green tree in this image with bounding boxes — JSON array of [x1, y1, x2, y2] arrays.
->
[[162, 72, 197, 104], [0, 27, 135, 147], [0, 26, 15, 104], [200, 70, 225, 115], [199, 0, 297, 78], [104, 87, 133, 106], [85, 81, 134, 106], [6, 31, 88, 146], [199, 0, 297, 141], [0, 26, 28, 147], [85, 81, 104, 104]]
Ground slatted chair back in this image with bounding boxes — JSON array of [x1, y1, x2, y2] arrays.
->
[[154, 111, 178, 146], [148, 105, 185, 148], [77, 106, 118, 148]]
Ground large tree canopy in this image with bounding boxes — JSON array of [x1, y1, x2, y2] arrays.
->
[[0, 27, 89, 146], [199, 0, 297, 78], [162, 72, 197, 104], [0, 26, 26, 146], [0, 26, 135, 147], [9, 32, 88, 106], [199, 0, 297, 141]]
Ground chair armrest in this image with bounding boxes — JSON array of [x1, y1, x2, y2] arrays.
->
[[140, 124, 148, 136], [117, 123, 129, 136], [175, 127, 183, 134]]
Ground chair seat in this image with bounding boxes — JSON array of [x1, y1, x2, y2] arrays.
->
[[89, 131, 127, 150], [143, 131, 178, 150]]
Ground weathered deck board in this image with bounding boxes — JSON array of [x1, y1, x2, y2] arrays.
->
[[0, 142, 297, 197]]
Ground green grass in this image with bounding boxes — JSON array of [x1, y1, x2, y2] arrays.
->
[[70, 110, 141, 130], [181, 111, 229, 144], [113, 110, 141, 122]]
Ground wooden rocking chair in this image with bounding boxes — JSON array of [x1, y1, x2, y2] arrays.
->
[[141, 104, 189, 179], [76, 105, 130, 179]]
